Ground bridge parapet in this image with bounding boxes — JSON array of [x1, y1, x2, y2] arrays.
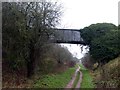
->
[[48, 29, 86, 45]]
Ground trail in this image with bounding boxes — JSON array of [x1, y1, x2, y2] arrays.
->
[[65, 65, 83, 89], [75, 69, 83, 88]]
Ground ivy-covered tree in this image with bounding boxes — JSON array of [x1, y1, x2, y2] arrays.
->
[[80, 23, 119, 66], [80, 23, 117, 45], [90, 29, 120, 64]]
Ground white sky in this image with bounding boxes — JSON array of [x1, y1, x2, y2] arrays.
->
[[60, 44, 89, 59], [58, 0, 119, 29], [57, 0, 119, 59]]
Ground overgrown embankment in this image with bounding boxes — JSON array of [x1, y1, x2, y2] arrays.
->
[[80, 23, 120, 88], [92, 56, 120, 88], [2, 43, 77, 88]]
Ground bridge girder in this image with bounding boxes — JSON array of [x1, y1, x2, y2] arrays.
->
[[48, 29, 87, 45]]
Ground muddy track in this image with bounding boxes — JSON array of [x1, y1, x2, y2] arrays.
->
[[65, 65, 83, 89], [75, 70, 83, 88]]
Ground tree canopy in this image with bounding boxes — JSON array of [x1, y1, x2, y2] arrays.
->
[[80, 23, 120, 65]]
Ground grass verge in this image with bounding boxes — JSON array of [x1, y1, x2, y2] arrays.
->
[[80, 64, 95, 88], [34, 67, 76, 88]]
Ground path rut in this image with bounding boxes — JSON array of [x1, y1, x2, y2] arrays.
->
[[65, 65, 83, 89]]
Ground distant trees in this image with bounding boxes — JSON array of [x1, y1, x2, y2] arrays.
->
[[35, 44, 76, 73], [2, 1, 62, 78], [80, 23, 120, 66], [81, 53, 93, 69]]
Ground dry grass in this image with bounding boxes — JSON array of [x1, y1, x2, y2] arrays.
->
[[92, 56, 120, 88]]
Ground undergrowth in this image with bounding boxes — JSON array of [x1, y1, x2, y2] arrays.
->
[[93, 56, 120, 88]]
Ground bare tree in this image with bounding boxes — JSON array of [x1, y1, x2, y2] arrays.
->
[[2, 1, 62, 78]]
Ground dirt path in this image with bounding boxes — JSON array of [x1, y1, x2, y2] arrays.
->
[[75, 70, 83, 88], [65, 65, 83, 89]]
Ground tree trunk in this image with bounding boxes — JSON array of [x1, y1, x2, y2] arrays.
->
[[27, 42, 35, 78]]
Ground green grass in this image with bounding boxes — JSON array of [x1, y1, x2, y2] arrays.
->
[[79, 64, 95, 88], [79, 64, 87, 70], [81, 70, 95, 88], [34, 67, 76, 88], [72, 71, 80, 88]]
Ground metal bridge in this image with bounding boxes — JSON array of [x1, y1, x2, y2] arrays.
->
[[49, 29, 87, 45]]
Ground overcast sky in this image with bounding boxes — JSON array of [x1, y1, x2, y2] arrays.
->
[[56, 0, 119, 59], [60, 44, 89, 59], [57, 0, 119, 29]]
